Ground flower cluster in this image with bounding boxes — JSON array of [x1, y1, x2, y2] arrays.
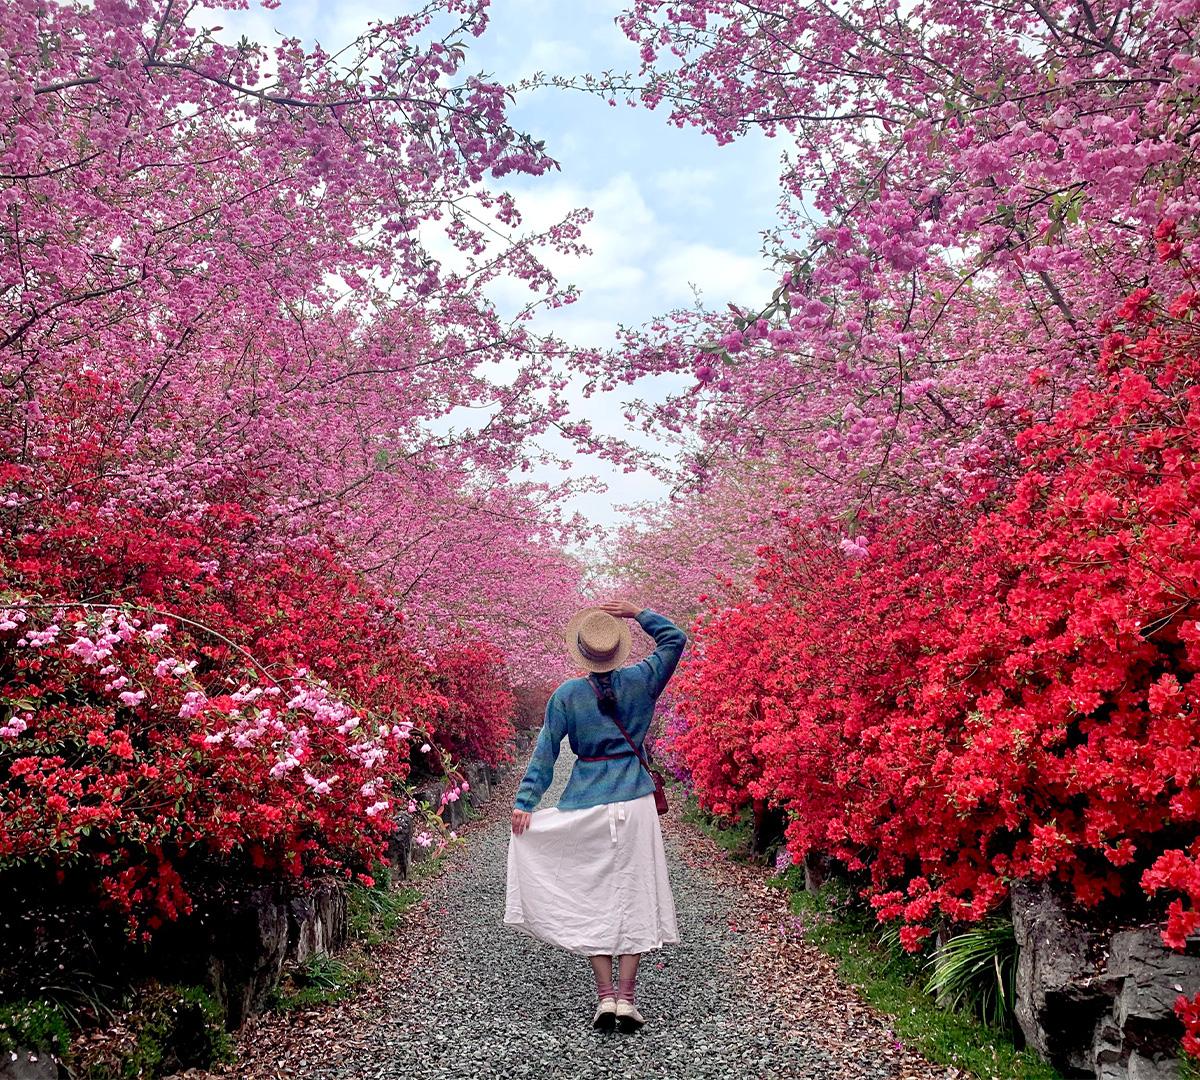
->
[[427, 639, 517, 768]]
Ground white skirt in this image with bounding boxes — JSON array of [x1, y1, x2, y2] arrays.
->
[[504, 793, 680, 956]]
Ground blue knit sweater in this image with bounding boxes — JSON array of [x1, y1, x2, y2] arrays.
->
[[513, 610, 688, 813]]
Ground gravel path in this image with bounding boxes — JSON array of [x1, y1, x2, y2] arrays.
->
[[235, 749, 953, 1080]]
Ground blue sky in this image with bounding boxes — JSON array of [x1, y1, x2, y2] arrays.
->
[[221, 0, 784, 529]]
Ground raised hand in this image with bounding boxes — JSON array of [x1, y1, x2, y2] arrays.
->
[[597, 600, 642, 620]]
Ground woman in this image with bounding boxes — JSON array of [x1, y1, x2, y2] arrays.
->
[[504, 600, 687, 1034]]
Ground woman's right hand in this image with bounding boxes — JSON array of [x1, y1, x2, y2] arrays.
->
[[511, 808, 532, 835], [598, 599, 642, 620]]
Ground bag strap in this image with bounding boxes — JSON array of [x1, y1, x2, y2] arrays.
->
[[589, 675, 657, 782]]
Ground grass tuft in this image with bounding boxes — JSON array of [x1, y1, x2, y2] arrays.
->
[[409, 847, 449, 882], [268, 954, 367, 1010], [0, 999, 72, 1058], [347, 880, 421, 947], [924, 918, 1019, 1031], [675, 786, 755, 860]]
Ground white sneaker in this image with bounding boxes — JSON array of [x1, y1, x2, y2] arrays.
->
[[592, 996, 616, 1032], [615, 998, 645, 1033]]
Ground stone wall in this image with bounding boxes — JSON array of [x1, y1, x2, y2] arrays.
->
[[399, 747, 520, 872], [177, 876, 349, 1028], [1012, 883, 1200, 1078]]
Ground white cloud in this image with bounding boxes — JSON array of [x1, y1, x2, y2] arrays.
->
[[321, 0, 418, 52], [654, 243, 778, 310], [204, 0, 322, 56], [511, 38, 590, 80], [652, 167, 718, 213], [482, 171, 659, 317], [530, 313, 621, 351]]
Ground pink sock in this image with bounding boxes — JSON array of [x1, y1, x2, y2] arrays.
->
[[617, 977, 636, 1004], [595, 978, 615, 1001]]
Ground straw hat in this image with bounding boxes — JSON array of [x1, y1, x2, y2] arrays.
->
[[564, 608, 632, 673]]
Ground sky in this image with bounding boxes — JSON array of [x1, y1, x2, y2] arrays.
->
[[219, 0, 785, 530]]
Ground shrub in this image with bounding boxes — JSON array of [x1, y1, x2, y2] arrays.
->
[[71, 984, 232, 1079], [0, 999, 72, 1059], [0, 479, 513, 939], [427, 637, 517, 768], [924, 920, 1019, 1032], [667, 283, 1200, 1045]]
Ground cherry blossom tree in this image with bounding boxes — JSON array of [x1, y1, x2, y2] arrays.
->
[[580, 0, 1200, 574], [1, 0, 591, 663], [0, 0, 592, 943]]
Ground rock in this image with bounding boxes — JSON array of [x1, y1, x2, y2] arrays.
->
[[388, 810, 414, 879], [1013, 885, 1200, 1078], [1011, 882, 1112, 1072], [408, 782, 440, 865], [410, 778, 442, 816], [1105, 926, 1200, 1075], [0, 1049, 60, 1079], [1094, 1012, 1126, 1076], [411, 833, 436, 865], [442, 793, 466, 828], [208, 884, 290, 1028], [1109, 927, 1200, 1029], [462, 761, 491, 807], [287, 878, 347, 965], [803, 852, 828, 894], [1126, 1051, 1181, 1080], [411, 776, 468, 828], [145, 877, 354, 1029], [207, 880, 348, 1023]]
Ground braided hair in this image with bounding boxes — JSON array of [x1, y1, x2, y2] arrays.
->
[[592, 671, 618, 718], [591, 671, 654, 765]]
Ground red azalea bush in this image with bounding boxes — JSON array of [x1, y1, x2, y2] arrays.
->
[[668, 514, 971, 947], [668, 282, 1200, 963], [0, 401, 520, 938], [427, 637, 517, 768]]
